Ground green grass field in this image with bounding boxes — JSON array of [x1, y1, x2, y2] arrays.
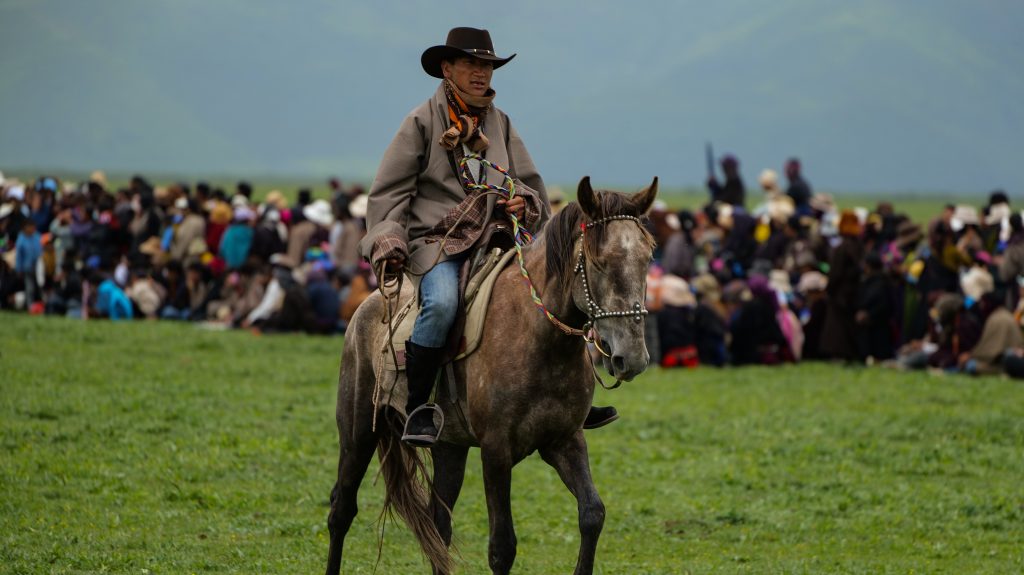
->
[[2, 313, 1022, 574]]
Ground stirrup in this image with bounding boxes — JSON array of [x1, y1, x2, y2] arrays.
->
[[401, 403, 445, 447]]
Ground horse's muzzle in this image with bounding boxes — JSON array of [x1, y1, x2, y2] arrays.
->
[[601, 342, 649, 381]]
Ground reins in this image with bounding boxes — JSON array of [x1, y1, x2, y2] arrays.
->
[[455, 155, 648, 389]]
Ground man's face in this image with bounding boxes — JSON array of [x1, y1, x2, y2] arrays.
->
[[442, 56, 493, 97]]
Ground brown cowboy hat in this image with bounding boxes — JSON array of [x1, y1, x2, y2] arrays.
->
[[421, 27, 516, 79]]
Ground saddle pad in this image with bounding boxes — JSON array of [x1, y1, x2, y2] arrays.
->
[[383, 248, 517, 371]]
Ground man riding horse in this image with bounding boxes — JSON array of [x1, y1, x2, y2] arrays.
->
[[359, 27, 618, 446]]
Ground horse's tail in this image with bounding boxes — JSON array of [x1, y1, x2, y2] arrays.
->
[[376, 411, 453, 574]]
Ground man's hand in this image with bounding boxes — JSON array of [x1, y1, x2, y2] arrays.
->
[[377, 255, 406, 284], [498, 195, 526, 220]]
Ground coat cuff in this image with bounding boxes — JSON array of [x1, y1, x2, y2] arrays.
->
[[514, 182, 544, 232], [370, 233, 408, 266]]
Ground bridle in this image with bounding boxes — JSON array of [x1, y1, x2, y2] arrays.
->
[[568, 215, 650, 391], [573, 215, 650, 332]]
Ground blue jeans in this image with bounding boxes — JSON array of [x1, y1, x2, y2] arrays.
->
[[410, 258, 463, 348]]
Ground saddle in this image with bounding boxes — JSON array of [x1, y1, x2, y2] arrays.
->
[[383, 246, 517, 372]]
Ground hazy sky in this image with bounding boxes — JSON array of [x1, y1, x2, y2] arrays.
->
[[2, 0, 1022, 194]]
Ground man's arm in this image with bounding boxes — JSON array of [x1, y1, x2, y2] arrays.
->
[[358, 112, 428, 266]]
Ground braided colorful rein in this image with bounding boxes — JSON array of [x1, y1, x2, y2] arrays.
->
[[457, 154, 587, 338]]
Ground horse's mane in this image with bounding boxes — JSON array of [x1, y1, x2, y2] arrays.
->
[[544, 190, 654, 303]]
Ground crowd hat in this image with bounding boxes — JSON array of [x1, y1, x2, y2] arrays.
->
[[895, 220, 924, 249], [6, 184, 25, 201], [303, 199, 335, 227], [960, 267, 994, 302], [660, 274, 696, 307], [421, 27, 516, 78], [796, 270, 828, 294]]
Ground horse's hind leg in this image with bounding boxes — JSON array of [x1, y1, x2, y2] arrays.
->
[[539, 432, 605, 575], [325, 418, 377, 575], [430, 441, 469, 571]]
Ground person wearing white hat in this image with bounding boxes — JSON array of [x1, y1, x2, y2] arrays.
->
[[287, 199, 334, 266]]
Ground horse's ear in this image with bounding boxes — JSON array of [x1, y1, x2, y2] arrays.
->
[[577, 176, 600, 219], [630, 177, 659, 215]]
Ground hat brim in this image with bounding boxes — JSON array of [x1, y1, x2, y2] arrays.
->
[[421, 45, 515, 78]]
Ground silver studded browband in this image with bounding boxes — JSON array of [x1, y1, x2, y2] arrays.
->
[[573, 215, 649, 324]]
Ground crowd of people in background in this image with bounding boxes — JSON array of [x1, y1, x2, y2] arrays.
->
[[3, 158, 1024, 378], [0, 170, 373, 334]]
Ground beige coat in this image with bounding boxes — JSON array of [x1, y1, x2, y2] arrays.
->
[[359, 82, 548, 275], [169, 213, 206, 262]]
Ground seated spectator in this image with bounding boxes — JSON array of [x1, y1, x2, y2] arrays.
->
[[918, 293, 981, 370], [797, 270, 829, 360], [168, 198, 206, 263], [690, 273, 728, 366], [45, 258, 83, 317], [126, 269, 166, 320], [92, 271, 133, 320], [220, 207, 255, 270], [340, 261, 376, 329], [652, 274, 698, 368], [185, 262, 212, 320], [725, 278, 790, 365], [306, 263, 341, 334], [769, 270, 804, 361], [159, 261, 191, 320], [956, 268, 1021, 374]]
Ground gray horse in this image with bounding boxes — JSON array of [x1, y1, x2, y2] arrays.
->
[[326, 177, 657, 575]]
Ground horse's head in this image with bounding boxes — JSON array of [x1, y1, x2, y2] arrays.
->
[[571, 176, 658, 381]]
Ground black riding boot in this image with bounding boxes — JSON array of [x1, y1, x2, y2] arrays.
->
[[402, 340, 446, 447], [583, 405, 619, 429]]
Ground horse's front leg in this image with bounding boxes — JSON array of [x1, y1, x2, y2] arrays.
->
[[481, 445, 517, 575], [430, 441, 469, 574], [539, 431, 605, 575]]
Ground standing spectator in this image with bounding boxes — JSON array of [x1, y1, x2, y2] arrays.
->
[[15, 220, 43, 309], [855, 252, 894, 363], [707, 154, 745, 207], [290, 188, 312, 225], [785, 158, 812, 215], [287, 199, 333, 265], [128, 184, 163, 253], [330, 193, 366, 275], [4, 184, 29, 245], [796, 271, 829, 360], [821, 210, 864, 362]]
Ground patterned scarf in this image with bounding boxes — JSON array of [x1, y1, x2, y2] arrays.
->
[[439, 80, 494, 153]]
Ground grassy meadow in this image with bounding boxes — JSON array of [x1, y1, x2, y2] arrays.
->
[[2, 313, 1023, 574]]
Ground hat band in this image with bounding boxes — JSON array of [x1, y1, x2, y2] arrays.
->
[[465, 48, 495, 56]]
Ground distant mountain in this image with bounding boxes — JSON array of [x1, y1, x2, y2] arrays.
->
[[1, 0, 1021, 194]]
